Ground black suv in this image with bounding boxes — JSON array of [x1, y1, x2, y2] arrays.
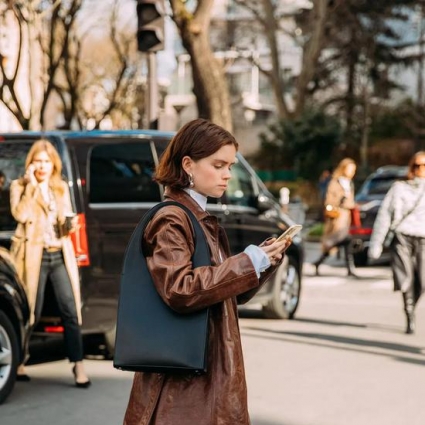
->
[[0, 248, 30, 404], [351, 165, 408, 265], [0, 130, 304, 361]]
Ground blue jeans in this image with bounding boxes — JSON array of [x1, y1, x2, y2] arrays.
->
[[34, 249, 84, 362]]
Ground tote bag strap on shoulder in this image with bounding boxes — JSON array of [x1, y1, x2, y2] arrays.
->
[[113, 201, 211, 374], [390, 184, 425, 233], [121, 201, 210, 273]]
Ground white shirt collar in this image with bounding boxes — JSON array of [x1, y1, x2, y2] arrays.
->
[[183, 188, 207, 211], [338, 177, 351, 193]]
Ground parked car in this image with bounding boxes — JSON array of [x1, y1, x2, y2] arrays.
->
[[350, 165, 408, 265], [0, 247, 30, 404], [0, 130, 304, 361]]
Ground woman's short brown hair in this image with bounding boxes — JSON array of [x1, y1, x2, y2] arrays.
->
[[154, 118, 239, 189]]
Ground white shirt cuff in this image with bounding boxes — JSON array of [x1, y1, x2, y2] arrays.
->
[[244, 245, 271, 278]]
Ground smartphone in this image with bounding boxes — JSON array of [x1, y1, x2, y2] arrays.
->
[[275, 224, 303, 242]]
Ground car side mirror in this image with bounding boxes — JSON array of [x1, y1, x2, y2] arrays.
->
[[256, 193, 276, 213]]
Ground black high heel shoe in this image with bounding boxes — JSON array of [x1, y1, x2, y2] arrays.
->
[[72, 365, 91, 388], [405, 313, 415, 334], [16, 374, 31, 382], [312, 252, 329, 276]]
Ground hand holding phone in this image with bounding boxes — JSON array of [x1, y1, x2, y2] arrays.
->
[[259, 224, 302, 265], [64, 212, 77, 233], [24, 163, 37, 185], [275, 224, 303, 243]]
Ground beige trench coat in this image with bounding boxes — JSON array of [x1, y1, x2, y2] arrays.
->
[[9, 179, 81, 326], [322, 177, 355, 251]]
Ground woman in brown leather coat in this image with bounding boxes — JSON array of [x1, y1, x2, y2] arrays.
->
[[123, 119, 290, 425]]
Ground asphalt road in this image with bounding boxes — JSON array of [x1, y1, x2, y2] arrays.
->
[[2, 243, 425, 425]]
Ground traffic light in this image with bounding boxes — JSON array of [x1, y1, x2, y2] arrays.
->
[[136, 0, 165, 52]]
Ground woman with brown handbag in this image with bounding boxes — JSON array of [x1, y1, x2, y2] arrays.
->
[[313, 158, 357, 276]]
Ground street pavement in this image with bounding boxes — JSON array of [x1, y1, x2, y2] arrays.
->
[[243, 242, 425, 425], [2, 242, 425, 425]]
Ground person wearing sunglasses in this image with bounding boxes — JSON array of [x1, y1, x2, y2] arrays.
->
[[369, 151, 425, 334]]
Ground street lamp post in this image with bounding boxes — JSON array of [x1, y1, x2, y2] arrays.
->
[[147, 52, 158, 129], [136, 0, 165, 129]]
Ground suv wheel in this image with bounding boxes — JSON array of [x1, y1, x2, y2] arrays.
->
[[263, 257, 301, 319], [0, 310, 19, 404]]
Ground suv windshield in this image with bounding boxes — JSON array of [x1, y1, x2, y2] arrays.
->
[[363, 176, 401, 196], [356, 167, 408, 201]]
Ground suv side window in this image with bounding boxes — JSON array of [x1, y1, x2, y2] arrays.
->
[[0, 141, 33, 185], [0, 141, 35, 232], [226, 159, 257, 207], [89, 142, 160, 203]]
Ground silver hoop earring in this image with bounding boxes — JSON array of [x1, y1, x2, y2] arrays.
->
[[188, 173, 194, 188]]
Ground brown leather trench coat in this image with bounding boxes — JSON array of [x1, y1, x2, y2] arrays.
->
[[123, 188, 278, 425], [322, 177, 355, 251], [9, 178, 81, 326]]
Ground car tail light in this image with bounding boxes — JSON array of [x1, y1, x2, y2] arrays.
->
[[70, 213, 90, 267], [44, 325, 64, 333], [349, 227, 373, 235]]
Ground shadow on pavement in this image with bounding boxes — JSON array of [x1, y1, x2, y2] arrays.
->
[[239, 309, 265, 319], [243, 327, 425, 366], [295, 317, 399, 333], [282, 330, 424, 354], [239, 313, 399, 335]]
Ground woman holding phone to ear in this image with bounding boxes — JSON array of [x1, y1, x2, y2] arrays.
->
[[9, 139, 90, 388]]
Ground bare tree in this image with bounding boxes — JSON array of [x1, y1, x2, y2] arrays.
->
[[0, 0, 84, 130], [63, 0, 138, 129], [38, 0, 83, 128], [0, 2, 32, 129], [169, 0, 233, 131], [0, 0, 140, 130], [233, 0, 333, 120]]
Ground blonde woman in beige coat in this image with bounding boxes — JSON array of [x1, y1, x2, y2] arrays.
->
[[10, 140, 91, 388], [313, 158, 357, 276]]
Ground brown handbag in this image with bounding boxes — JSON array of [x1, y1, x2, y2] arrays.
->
[[324, 204, 340, 219]]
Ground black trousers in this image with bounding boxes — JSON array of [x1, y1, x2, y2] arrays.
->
[[391, 234, 425, 305], [34, 250, 84, 362], [335, 237, 356, 274]]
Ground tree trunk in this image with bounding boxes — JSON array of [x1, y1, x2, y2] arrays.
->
[[294, 0, 329, 118], [236, 0, 330, 120], [170, 0, 232, 131], [262, 0, 289, 119], [345, 49, 357, 146]]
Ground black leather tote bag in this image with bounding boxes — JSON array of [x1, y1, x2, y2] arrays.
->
[[113, 201, 211, 374]]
